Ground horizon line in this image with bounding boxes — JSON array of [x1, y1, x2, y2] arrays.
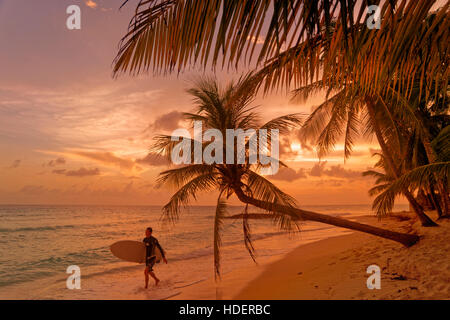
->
[[0, 203, 408, 207]]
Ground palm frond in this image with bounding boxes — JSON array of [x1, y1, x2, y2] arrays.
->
[[315, 97, 348, 158], [245, 170, 300, 232], [343, 105, 360, 159], [242, 203, 256, 264], [259, 113, 304, 134], [299, 91, 341, 143], [432, 125, 450, 161], [373, 162, 450, 216], [290, 80, 329, 104], [161, 173, 219, 224], [157, 164, 216, 188], [114, 1, 449, 103], [152, 134, 214, 164], [368, 183, 391, 197]]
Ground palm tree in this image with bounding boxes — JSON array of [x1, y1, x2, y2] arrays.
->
[[365, 128, 450, 219], [293, 82, 439, 225], [402, 79, 450, 218], [114, 0, 448, 223], [151, 76, 419, 279], [292, 73, 449, 224], [369, 162, 450, 218]]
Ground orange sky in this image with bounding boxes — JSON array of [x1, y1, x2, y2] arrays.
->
[[0, 0, 392, 206]]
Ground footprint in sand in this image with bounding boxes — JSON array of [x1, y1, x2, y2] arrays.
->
[[134, 287, 147, 293]]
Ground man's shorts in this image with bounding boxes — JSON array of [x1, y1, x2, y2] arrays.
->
[[146, 256, 156, 271]]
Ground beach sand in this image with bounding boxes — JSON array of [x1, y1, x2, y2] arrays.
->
[[171, 212, 450, 300]]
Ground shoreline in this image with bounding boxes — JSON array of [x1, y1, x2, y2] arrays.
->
[[171, 213, 450, 300], [168, 219, 360, 300], [168, 231, 354, 300]]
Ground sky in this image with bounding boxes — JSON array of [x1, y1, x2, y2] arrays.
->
[[0, 0, 390, 206]]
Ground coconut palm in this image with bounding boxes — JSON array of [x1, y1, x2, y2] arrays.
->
[[288, 76, 440, 225], [370, 162, 450, 218], [402, 79, 450, 217], [151, 76, 419, 279], [293, 71, 449, 222], [365, 128, 450, 219]]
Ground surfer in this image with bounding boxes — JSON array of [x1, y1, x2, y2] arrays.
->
[[143, 227, 167, 288]]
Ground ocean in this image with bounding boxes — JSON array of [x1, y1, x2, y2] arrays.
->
[[0, 204, 408, 299]]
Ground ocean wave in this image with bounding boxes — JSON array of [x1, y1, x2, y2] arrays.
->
[[0, 221, 132, 233], [0, 224, 76, 233], [0, 270, 55, 287]]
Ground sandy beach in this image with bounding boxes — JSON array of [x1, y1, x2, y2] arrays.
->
[[171, 212, 450, 300]]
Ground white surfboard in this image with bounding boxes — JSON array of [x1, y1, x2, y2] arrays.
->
[[110, 240, 162, 264]]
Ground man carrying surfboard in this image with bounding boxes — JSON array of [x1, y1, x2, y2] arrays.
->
[[143, 227, 167, 288]]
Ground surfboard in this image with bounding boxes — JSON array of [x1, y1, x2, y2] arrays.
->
[[110, 240, 163, 264]]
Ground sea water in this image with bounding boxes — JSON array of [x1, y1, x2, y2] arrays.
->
[[0, 204, 408, 299]]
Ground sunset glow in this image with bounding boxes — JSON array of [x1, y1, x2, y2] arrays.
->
[[0, 1, 384, 206]]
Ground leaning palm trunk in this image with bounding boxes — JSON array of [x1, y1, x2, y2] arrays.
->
[[233, 188, 419, 247], [365, 98, 438, 226]]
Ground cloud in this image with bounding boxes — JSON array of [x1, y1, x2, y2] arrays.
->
[[0, 84, 163, 160], [73, 151, 137, 171], [127, 176, 141, 180], [136, 153, 169, 167], [314, 179, 343, 187], [309, 162, 326, 177], [13, 181, 166, 205], [315, 149, 370, 158], [43, 157, 66, 167], [270, 167, 307, 182], [52, 167, 100, 177], [52, 169, 66, 175], [144, 111, 184, 133], [67, 150, 168, 173], [279, 138, 297, 158], [19, 185, 47, 195], [139, 183, 155, 189], [309, 162, 363, 179], [279, 136, 313, 160], [84, 0, 98, 9], [9, 159, 21, 168]]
